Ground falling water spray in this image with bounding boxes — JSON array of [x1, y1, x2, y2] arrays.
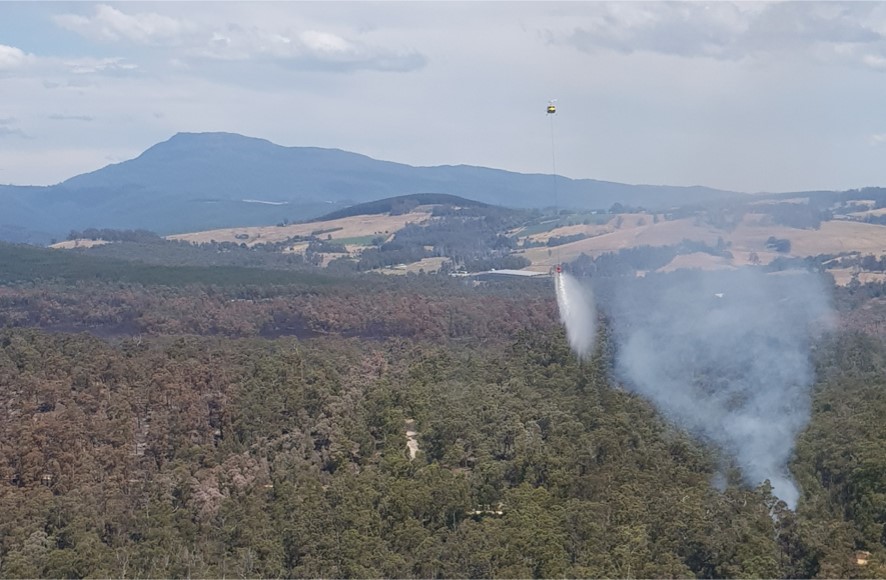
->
[[555, 271, 596, 359]]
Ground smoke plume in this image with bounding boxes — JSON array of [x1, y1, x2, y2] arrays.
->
[[555, 271, 596, 358], [607, 268, 832, 508]]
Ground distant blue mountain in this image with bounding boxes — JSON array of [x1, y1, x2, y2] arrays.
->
[[0, 132, 744, 244]]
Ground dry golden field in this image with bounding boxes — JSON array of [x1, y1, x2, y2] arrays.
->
[[518, 215, 725, 270], [827, 268, 886, 286], [517, 212, 886, 275], [848, 207, 886, 218], [50, 239, 111, 249], [376, 257, 449, 275], [167, 209, 434, 247], [58, 204, 886, 285], [657, 252, 734, 272], [732, 220, 886, 256]]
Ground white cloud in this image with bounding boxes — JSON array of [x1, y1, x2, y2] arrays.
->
[[300, 30, 351, 53], [0, 43, 136, 79], [0, 117, 30, 139], [547, 3, 754, 59], [549, 1, 886, 66], [54, 4, 192, 45], [52, 4, 425, 73], [64, 57, 138, 75], [0, 127, 29, 138], [48, 114, 94, 122], [870, 133, 886, 146], [862, 53, 886, 70], [193, 24, 424, 72], [0, 44, 37, 70], [3, 1, 884, 192]]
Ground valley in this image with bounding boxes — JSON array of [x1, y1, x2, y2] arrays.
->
[[7, 134, 886, 578], [53, 189, 885, 285], [8, 0, 886, 575]]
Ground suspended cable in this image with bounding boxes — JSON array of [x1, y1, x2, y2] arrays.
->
[[547, 99, 560, 274]]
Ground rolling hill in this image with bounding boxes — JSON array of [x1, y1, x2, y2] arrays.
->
[[0, 132, 743, 244], [149, 190, 886, 285]]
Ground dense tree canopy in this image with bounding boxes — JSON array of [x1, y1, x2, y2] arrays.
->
[[0, 247, 885, 578]]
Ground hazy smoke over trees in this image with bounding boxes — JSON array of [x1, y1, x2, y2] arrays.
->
[[605, 269, 832, 508]]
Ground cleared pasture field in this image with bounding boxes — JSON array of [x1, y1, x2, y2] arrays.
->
[[730, 220, 886, 256], [168, 209, 433, 247], [519, 216, 724, 269], [51, 239, 111, 249], [657, 252, 734, 272], [377, 257, 449, 275], [828, 268, 886, 286], [518, 213, 886, 271], [848, 207, 886, 218]]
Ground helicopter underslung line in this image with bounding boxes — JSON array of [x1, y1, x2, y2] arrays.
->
[[547, 99, 560, 274], [547, 98, 597, 359]]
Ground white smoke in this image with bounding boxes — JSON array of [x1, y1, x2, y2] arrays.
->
[[555, 271, 596, 358], [608, 269, 832, 508]]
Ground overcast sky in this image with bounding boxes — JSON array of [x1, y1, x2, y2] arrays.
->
[[2, 1, 886, 193]]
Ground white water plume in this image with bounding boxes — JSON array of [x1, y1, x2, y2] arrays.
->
[[555, 271, 596, 358]]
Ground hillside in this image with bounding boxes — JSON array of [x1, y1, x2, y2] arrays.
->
[[311, 193, 490, 221], [152, 195, 886, 284], [518, 213, 886, 272], [0, 132, 741, 244], [168, 208, 435, 247]]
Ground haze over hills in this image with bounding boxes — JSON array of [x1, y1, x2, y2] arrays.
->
[[0, 132, 744, 244]]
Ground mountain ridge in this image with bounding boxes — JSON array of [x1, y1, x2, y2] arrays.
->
[[1, 131, 745, 244]]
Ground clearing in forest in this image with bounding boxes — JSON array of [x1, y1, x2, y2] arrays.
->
[[167, 209, 434, 247]]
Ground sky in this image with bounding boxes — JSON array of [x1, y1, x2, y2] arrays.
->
[[2, 1, 886, 193]]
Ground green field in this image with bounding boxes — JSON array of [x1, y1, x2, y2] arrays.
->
[[517, 213, 611, 237], [335, 235, 380, 246]]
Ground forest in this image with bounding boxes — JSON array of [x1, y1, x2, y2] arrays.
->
[[0, 242, 885, 578]]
